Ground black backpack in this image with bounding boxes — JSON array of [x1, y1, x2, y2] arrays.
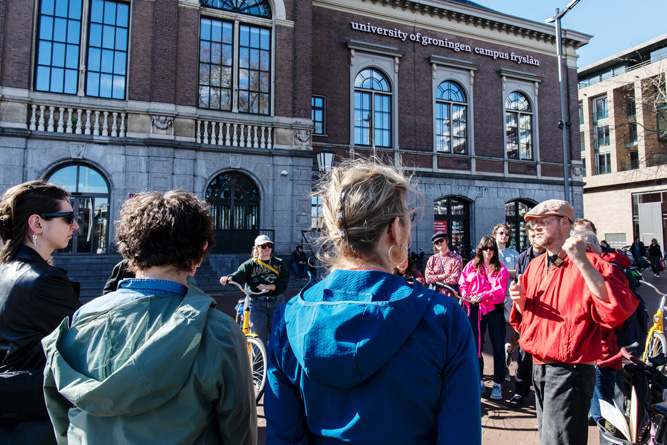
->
[[611, 263, 649, 355]]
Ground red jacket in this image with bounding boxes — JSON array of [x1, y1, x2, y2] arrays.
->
[[510, 252, 637, 364]]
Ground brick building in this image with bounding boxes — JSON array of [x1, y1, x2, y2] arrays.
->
[[0, 0, 589, 284], [578, 34, 667, 250]]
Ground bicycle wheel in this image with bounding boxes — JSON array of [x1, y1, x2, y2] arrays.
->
[[647, 332, 667, 369], [246, 336, 267, 403]]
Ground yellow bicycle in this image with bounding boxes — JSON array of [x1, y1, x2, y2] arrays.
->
[[641, 280, 667, 366], [226, 280, 269, 404]]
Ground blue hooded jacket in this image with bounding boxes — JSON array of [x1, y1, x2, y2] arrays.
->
[[265, 269, 481, 444]]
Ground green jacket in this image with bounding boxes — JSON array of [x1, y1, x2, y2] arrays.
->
[[229, 256, 290, 297], [41, 278, 257, 444]]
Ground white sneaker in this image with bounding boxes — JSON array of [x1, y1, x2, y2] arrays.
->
[[480, 380, 486, 395], [655, 274, 660, 278], [490, 383, 502, 400]]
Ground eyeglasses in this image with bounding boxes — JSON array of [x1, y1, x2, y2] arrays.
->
[[259, 243, 273, 249], [530, 217, 560, 228], [39, 212, 75, 225], [496, 232, 509, 236], [481, 246, 495, 251]]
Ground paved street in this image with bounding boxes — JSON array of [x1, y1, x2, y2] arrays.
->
[[211, 269, 666, 444]]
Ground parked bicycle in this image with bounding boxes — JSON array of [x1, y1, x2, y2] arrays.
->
[[641, 280, 667, 368], [597, 345, 667, 444], [225, 280, 269, 404]]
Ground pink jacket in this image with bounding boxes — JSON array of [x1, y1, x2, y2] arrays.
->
[[458, 261, 508, 316]]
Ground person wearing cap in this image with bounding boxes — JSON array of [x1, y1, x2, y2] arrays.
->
[[425, 231, 463, 297], [220, 235, 290, 346], [509, 199, 636, 445]]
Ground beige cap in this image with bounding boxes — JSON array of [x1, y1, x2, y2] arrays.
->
[[254, 234, 273, 246], [524, 199, 575, 223]]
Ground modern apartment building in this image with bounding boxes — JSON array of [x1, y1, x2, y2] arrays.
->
[[579, 34, 667, 249]]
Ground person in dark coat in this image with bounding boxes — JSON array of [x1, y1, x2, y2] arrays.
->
[[0, 180, 81, 444], [290, 245, 309, 280]]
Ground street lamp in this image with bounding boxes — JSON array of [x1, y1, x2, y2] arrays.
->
[[316, 149, 335, 173], [546, 0, 581, 203]]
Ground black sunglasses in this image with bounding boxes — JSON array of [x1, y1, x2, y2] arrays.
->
[[39, 212, 76, 225], [259, 243, 273, 249], [481, 246, 495, 251]]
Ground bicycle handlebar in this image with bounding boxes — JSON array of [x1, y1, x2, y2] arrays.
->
[[224, 280, 269, 296], [639, 280, 667, 298], [597, 343, 643, 368]]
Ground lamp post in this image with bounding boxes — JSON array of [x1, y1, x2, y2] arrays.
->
[[546, 0, 581, 203], [316, 149, 335, 173]]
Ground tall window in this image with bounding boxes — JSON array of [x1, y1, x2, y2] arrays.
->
[[658, 84, 667, 142], [199, 1, 272, 115], [312, 96, 325, 135], [35, 0, 129, 99], [593, 95, 611, 174], [433, 196, 470, 252], [354, 68, 391, 148], [505, 199, 535, 251], [435, 81, 467, 154], [505, 92, 533, 160], [47, 164, 110, 254]]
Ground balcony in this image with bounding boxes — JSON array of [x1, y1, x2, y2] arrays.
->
[[0, 90, 313, 151]]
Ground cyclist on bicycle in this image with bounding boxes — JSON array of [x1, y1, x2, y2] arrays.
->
[[425, 231, 463, 296], [220, 235, 289, 346]]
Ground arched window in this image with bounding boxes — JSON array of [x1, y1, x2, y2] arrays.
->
[[354, 68, 392, 148], [436, 81, 467, 154], [206, 172, 261, 253], [505, 92, 533, 160], [505, 199, 536, 251], [46, 164, 110, 254], [434, 196, 470, 253], [199, 0, 272, 114], [201, 0, 271, 18]]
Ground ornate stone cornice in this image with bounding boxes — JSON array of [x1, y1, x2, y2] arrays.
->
[[358, 0, 589, 50]]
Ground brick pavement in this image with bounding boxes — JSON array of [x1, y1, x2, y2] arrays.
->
[[214, 271, 667, 444]]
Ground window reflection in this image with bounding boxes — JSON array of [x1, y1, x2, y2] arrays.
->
[[436, 81, 467, 154], [354, 68, 392, 148], [505, 92, 533, 160]]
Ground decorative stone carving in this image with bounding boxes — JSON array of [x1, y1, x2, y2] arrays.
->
[[70, 142, 86, 159], [571, 166, 583, 178], [230, 154, 241, 169], [294, 129, 312, 146], [150, 115, 174, 135]]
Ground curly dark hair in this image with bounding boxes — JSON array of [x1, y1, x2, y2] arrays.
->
[[0, 180, 70, 263], [115, 190, 216, 272]]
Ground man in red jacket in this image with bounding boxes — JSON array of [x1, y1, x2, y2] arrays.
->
[[510, 200, 636, 445]]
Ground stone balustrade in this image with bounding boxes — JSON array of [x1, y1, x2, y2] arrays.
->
[[29, 104, 127, 137], [196, 119, 273, 149]]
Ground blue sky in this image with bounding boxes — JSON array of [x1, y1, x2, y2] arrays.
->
[[476, 0, 667, 68]]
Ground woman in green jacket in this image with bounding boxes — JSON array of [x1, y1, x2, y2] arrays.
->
[[220, 235, 290, 346]]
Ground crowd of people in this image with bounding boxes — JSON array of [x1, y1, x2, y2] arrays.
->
[[0, 159, 653, 444]]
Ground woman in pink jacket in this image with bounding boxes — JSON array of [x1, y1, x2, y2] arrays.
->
[[459, 236, 508, 400]]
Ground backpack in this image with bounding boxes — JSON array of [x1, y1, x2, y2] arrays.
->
[[611, 262, 649, 355]]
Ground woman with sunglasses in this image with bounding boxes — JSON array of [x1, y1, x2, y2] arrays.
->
[[220, 235, 290, 346], [0, 180, 81, 444], [424, 231, 463, 297], [458, 236, 509, 400], [265, 159, 481, 444]]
